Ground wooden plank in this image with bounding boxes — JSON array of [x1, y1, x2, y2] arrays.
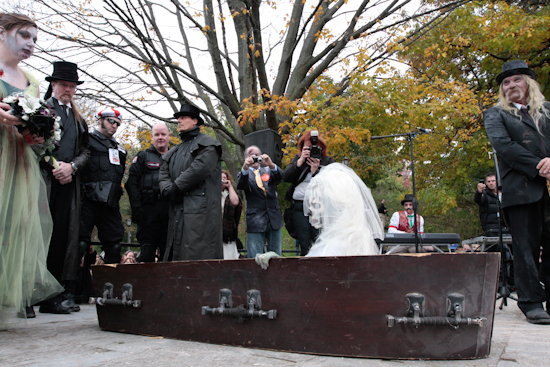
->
[[93, 252, 499, 359]]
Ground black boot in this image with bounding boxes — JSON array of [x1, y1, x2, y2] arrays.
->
[[39, 296, 70, 314], [17, 306, 36, 318], [103, 244, 122, 264], [61, 281, 80, 312], [61, 293, 80, 312], [139, 243, 156, 262]]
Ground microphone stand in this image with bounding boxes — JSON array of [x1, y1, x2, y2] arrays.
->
[[371, 128, 430, 252], [492, 149, 517, 309]]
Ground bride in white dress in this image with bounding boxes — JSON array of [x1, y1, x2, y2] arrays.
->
[[304, 163, 383, 257]]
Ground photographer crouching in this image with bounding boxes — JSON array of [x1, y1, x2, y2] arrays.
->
[[283, 130, 335, 255]]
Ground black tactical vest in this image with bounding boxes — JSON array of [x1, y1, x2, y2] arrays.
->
[[139, 150, 163, 203], [81, 131, 127, 207]]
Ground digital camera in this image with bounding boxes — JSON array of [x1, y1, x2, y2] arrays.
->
[[308, 130, 322, 159], [252, 156, 263, 164]]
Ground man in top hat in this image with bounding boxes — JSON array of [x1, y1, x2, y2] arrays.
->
[[78, 107, 127, 265], [40, 61, 90, 314], [484, 60, 550, 324], [158, 104, 223, 261], [125, 123, 171, 262], [387, 194, 430, 253]]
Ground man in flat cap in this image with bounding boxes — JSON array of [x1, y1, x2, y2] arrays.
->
[[79, 107, 127, 265], [484, 60, 550, 324], [40, 61, 90, 314], [158, 104, 223, 261]]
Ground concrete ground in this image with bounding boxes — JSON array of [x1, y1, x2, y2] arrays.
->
[[1, 299, 549, 367]]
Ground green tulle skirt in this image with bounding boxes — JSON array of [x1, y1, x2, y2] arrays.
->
[[0, 125, 63, 326]]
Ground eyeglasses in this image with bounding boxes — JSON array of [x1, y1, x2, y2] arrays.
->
[[105, 118, 121, 127]]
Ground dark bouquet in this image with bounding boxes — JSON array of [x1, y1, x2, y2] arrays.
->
[[4, 93, 61, 167]]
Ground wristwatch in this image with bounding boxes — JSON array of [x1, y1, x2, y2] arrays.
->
[[70, 162, 78, 175]]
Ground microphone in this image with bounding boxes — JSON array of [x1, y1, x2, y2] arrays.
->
[[416, 127, 432, 133]]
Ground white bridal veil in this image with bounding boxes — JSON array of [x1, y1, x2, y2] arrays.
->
[[304, 163, 383, 257]]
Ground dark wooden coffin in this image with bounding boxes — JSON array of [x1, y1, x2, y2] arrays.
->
[[93, 253, 500, 360]]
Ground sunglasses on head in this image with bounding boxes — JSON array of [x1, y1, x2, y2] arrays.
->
[[105, 118, 121, 127]]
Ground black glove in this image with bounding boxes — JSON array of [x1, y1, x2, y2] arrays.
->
[[164, 184, 182, 202], [131, 207, 144, 225]]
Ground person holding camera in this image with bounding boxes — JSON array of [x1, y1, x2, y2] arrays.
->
[[283, 130, 335, 255], [474, 172, 503, 235], [237, 145, 283, 259]]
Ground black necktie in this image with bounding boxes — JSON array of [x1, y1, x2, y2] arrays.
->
[[519, 105, 532, 122], [61, 104, 68, 116]]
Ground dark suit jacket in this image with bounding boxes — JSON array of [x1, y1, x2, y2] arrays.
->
[[45, 97, 90, 169], [41, 97, 89, 281], [237, 165, 283, 233], [484, 102, 550, 208]]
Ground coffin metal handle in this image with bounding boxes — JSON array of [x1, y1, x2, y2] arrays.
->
[[96, 282, 142, 308], [386, 293, 485, 328], [202, 289, 277, 321]]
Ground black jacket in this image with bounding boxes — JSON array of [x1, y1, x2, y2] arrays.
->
[[484, 102, 550, 208], [126, 146, 164, 206], [41, 97, 90, 282], [282, 154, 335, 201], [237, 165, 283, 233], [80, 130, 127, 208], [158, 127, 223, 261], [474, 189, 500, 231]]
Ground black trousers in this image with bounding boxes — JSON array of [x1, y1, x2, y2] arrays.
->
[[504, 190, 550, 314], [136, 201, 169, 262], [79, 198, 124, 260], [47, 179, 75, 282], [292, 201, 319, 256]]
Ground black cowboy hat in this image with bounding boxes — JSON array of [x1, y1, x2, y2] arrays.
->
[[173, 104, 204, 126], [45, 61, 84, 85], [496, 60, 536, 85], [401, 194, 415, 206]]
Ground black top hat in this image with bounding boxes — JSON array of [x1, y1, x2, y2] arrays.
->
[[401, 194, 415, 206], [173, 104, 204, 126], [45, 61, 84, 85], [496, 60, 536, 85]]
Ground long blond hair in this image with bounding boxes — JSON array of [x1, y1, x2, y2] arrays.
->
[[496, 74, 548, 134]]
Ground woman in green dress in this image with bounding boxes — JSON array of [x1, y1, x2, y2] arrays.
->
[[0, 12, 63, 325]]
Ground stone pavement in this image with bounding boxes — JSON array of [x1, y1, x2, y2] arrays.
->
[[1, 299, 549, 367]]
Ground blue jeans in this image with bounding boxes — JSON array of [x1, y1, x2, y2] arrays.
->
[[246, 227, 282, 258]]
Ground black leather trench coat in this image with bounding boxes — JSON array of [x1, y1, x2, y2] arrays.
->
[[158, 128, 223, 261]]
